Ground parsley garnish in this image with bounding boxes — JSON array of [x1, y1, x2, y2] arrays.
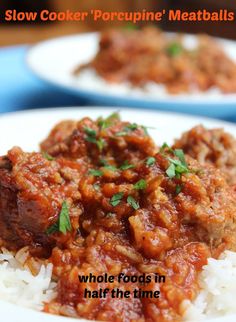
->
[[42, 152, 54, 161], [160, 142, 171, 153], [46, 201, 71, 235], [166, 163, 176, 178], [59, 201, 72, 234], [134, 179, 147, 190], [84, 127, 104, 151], [97, 112, 120, 129], [175, 184, 182, 195], [110, 192, 124, 207], [89, 169, 103, 177], [120, 161, 134, 170], [167, 42, 183, 57], [127, 196, 140, 210], [100, 159, 117, 171], [126, 123, 138, 131], [146, 157, 155, 167], [116, 123, 139, 137], [161, 145, 189, 179]]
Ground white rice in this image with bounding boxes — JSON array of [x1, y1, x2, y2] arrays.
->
[[75, 69, 224, 101], [1, 246, 236, 320], [0, 247, 57, 310], [183, 250, 236, 321]]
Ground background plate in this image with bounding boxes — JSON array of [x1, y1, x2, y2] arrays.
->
[[26, 33, 236, 119]]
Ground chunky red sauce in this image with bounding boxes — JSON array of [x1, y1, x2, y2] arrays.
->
[[0, 113, 236, 321]]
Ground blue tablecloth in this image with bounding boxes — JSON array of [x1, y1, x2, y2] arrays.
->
[[0, 45, 87, 114]]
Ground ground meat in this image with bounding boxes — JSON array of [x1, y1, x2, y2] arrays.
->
[[41, 120, 77, 152], [75, 27, 236, 94], [173, 125, 236, 185], [0, 147, 85, 256], [1, 115, 236, 321]]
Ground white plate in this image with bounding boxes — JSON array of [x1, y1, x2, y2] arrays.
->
[[1, 107, 236, 322], [26, 33, 236, 118]]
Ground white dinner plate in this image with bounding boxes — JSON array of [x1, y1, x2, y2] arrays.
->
[[1, 107, 236, 322], [26, 32, 236, 118]]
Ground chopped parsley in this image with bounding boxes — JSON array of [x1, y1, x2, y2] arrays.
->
[[116, 123, 153, 137], [160, 144, 190, 179], [146, 156, 155, 167], [97, 112, 120, 129], [133, 179, 147, 190], [104, 165, 117, 171], [120, 161, 134, 170], [46, 201, 71, 235], [84, 127, 104, 151], [42, 152, 54, 161], [126, 123, 138, 131], [100, 159, 117, 171], [127, 196, 140, 210], [175, 184, 182, 195], [160, 142, 171, 153], [141, 125, 149, 136], [89, 169, 103, 177], [110, 192, 124, 207], [167, 42, 183, 57], [166, 163, 176, 178]]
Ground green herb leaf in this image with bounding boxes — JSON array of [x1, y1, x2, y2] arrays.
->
[[174, 149, 187, 167], [141, 126, 149, 136], [166, 163, 176, 178], [89, 169, 103, 177], [46, 201, 71, 235], [59, 201, 72, 235], [42, 152, 54, 161], [167, 42, 183, 57], [127, 195, 140, 210], [97, 138, 105, 151], [175, 184, 182, 195], [146, 157, 155, 167], [84, 127, 104, 151], [110, 192, 124, 207], [134, 179, 147, 190], [120, 161, 134, 170], [97, 112, 120, 129], [100, 159, 117, 171], [84, 127, 96, 137], [126, 123, 138, 131], [165, 148, 189, 179], [46, 222, 58, 235]]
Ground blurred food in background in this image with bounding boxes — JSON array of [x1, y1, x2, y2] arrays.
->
[[75, 27, 236, 94]]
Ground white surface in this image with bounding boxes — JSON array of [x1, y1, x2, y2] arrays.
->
[[1, 107, 236, 322], [26, 32, 236, 105]]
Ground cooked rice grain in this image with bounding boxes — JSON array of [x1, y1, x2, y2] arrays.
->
[[183, 251, 236, 321], [0, 247, 57, 310]]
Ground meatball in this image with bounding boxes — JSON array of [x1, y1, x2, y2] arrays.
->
[[173, 125, 236, 185]]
